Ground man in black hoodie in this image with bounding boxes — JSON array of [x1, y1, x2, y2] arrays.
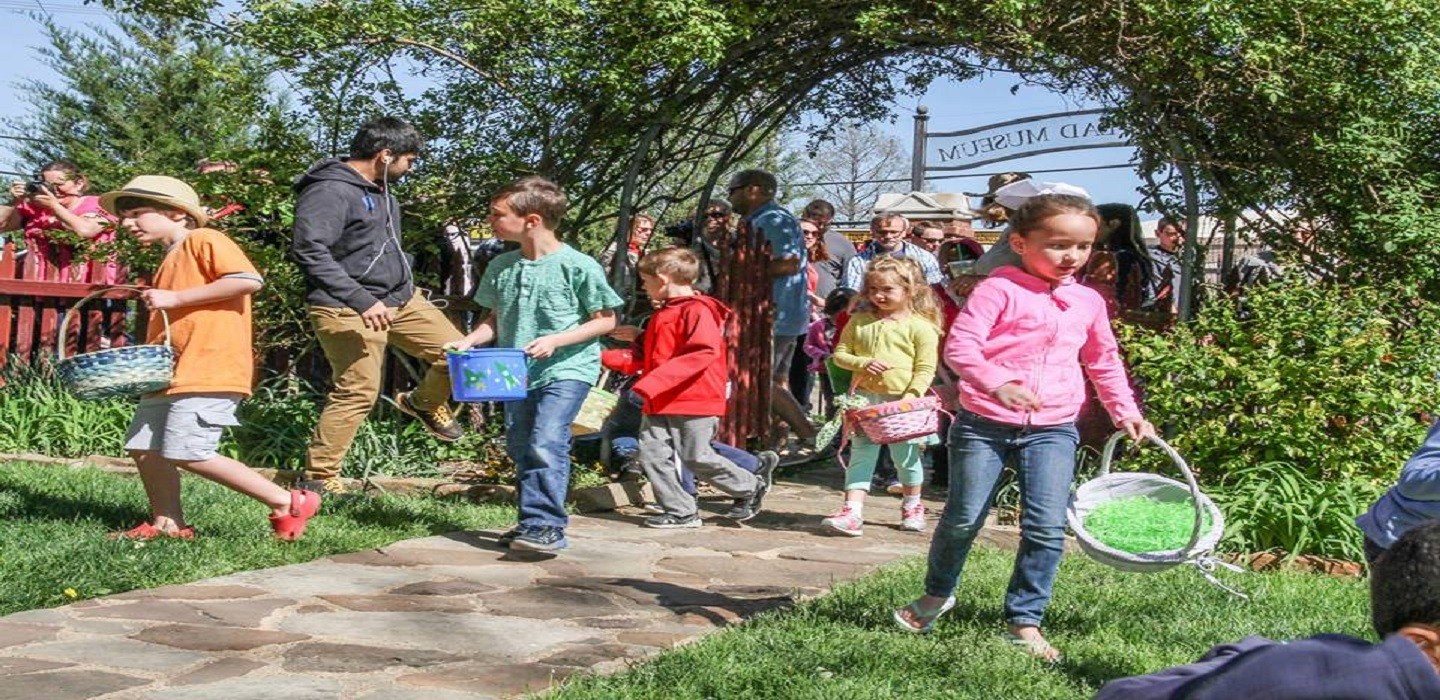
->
[[291, 117, 463, 493]]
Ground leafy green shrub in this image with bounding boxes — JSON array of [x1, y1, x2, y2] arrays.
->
[[1118, 280, 1440, 558], [0, 360, 131, 457], [1209, 461, 1386, 562]]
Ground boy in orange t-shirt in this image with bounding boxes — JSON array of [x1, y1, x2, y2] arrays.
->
[[100, 175, 319, 541]]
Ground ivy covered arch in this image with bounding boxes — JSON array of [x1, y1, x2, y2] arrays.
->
[[102, 0, 1440, 291]]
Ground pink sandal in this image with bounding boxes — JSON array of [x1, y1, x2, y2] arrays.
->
[[269, 490, 322, 541]]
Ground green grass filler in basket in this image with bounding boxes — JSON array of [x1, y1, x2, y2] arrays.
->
[[1083, 496, 1214, 554]]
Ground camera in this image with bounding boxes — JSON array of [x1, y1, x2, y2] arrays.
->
[[23, 178, 48, 196], [663, 220, 697, 243]]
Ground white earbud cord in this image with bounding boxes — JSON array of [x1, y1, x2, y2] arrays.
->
[[357, 157, 412, 289]]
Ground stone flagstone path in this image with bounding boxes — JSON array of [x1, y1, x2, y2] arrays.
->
[[0, 474, 1017, 699]]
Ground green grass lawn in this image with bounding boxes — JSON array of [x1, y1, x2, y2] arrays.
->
[[551, 548, 1371, 699], [0, 461, 513, 615]]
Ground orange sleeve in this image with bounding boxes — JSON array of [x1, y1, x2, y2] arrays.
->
[[193, 229, 259, 281]]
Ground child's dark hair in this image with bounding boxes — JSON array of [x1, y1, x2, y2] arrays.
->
[[493, 176, 568, 230], [348, 117, 424, 159], [1010, 194, 1103, 237], [823, 287, 856, 316], [1371, 520, 1440, 635], [637, 246, 699, 285]]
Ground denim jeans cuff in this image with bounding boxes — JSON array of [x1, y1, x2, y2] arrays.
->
[[1006, 616, 1043, 628]]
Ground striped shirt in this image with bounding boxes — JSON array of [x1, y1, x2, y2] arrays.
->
[[840, 240, 944, 291]]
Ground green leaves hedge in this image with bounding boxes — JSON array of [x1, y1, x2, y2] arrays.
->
[[1120, 279, 1440, 560]]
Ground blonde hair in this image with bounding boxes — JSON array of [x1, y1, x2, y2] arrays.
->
[[638, 246, 700, 285], [854, 257, 943, 329]]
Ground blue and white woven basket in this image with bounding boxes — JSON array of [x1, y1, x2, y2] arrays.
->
[[55, 286, 174, 400]]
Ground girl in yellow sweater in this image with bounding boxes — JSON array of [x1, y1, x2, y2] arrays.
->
[[822, 257, 942, 536]]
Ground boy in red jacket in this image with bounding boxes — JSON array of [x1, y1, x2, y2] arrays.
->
[[628, 247, 775, 528]]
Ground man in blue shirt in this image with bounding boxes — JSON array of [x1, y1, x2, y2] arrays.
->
[[727, 169, 817, 449], [839, 213, 944, 293]]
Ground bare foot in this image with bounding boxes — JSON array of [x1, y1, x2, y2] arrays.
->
[[150, 516, 189, 535]]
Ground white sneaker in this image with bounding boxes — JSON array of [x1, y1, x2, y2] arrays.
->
[[900, 502, 926, 532]]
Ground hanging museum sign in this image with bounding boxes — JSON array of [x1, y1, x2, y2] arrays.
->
[[924, 109, 1128, 171]]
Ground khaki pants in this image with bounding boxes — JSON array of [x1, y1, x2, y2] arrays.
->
[[306, 295, 462, 479]]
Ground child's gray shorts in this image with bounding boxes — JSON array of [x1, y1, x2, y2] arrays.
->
[[123, 393, 243, 462]]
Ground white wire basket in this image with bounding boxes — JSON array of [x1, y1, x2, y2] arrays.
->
[[1067, 432, 1225, 573]]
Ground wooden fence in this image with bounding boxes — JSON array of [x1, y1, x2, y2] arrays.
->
[[0, 241, 137, 374]]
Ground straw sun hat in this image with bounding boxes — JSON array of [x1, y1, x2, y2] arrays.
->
[[100, 175, 209, 226]]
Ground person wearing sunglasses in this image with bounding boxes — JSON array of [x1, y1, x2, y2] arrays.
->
[[908, 221, 946, 255]]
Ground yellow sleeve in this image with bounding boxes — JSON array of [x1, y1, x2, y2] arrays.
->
[[831, 314, 868, 372], [902, 318, 940, 399]]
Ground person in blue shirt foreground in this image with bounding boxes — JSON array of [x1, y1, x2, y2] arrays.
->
[[1358, 418, 1440, 562], [1095, 520, 1440, 699]]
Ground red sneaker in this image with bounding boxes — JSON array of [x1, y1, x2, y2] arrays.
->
[[269, 489, 322, 541], [108, 522, 196, 541]]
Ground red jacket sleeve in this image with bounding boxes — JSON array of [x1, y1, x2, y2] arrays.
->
[[601, 347, 643, 376]]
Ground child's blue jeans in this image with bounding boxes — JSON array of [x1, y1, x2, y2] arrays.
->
[[504, 379, 590, 530], [924, 411, 1079, 628]]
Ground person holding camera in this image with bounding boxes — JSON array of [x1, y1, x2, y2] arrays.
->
[[0, 159, 120, 283], [664, 199, 732, 295]]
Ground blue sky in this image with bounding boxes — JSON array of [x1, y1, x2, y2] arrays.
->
[[0, 3, 1151, 212]]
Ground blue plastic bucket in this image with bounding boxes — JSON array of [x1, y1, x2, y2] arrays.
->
[[447, 349, 529, 402]]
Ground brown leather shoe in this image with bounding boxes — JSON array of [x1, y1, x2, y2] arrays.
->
[[394, 392, 462, 441]]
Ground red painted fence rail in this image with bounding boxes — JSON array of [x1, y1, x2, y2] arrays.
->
[[0, 241, 135, 373]]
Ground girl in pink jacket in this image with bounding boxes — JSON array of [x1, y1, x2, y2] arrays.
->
[[892, 194, 1155, 663]]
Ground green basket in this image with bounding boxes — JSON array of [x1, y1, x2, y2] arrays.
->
[[571, 370, 617, 436]]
